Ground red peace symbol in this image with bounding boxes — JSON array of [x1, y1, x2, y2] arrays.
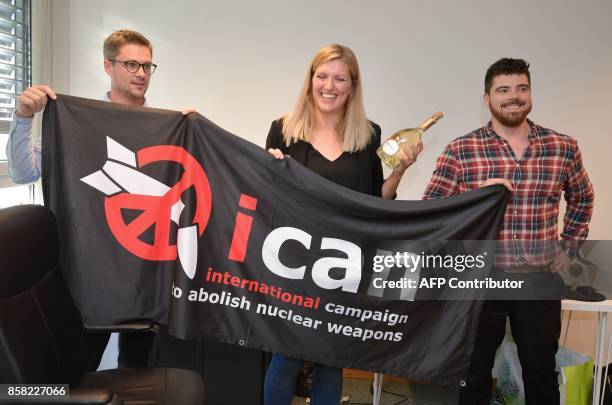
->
[[104, 145, 211, 261]]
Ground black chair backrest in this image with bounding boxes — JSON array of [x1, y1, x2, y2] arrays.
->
[[0, 205, 88, 384]]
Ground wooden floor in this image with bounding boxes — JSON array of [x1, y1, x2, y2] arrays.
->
[[290, 370, 459, 405]]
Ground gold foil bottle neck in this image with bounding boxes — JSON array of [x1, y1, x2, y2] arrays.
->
[[418, 111, 444, 131]]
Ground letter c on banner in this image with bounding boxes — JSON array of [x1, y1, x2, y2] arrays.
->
[[262, 227, 312, 279]]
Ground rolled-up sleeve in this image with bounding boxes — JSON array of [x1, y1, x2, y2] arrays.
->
[[561, 140, 594, 240], [6, 114, 40, 184]]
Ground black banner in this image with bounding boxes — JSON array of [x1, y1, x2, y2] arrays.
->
[[43, 95, 509, 384]]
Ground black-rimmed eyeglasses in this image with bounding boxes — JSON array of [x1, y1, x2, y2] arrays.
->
[[108, 59, 158, 74]]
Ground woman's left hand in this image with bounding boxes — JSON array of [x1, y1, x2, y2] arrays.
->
[[392, 141, 423, 176], [268, 148, 285, 160]]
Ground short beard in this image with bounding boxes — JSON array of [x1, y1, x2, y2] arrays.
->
[[490, 102, 532, 127]]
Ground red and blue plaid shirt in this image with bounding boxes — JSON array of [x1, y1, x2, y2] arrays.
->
[[423, 120, 594, 268]]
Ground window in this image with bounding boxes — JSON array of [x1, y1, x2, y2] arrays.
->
[[0, 0, 32, 206]]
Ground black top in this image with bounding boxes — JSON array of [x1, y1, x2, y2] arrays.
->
[[265, 119, 384, 197], [305, 147, 360, 191]]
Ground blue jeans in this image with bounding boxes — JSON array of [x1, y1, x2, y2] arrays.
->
[[264, 353, 343, 405]]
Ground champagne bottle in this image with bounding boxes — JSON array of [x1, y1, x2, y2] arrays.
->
[[377, 112, 444, 168]]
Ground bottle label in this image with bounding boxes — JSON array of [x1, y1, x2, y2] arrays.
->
[[382, 139, 399, 156]]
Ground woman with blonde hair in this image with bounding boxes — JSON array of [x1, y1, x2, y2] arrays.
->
[[264, 44, 421, 404]]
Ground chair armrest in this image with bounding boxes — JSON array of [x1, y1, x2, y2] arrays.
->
[[66, 388, 121, 404], [84, 320, 159, 334]]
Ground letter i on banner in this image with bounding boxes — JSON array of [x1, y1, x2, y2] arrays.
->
[[228, 194, 258, 262]]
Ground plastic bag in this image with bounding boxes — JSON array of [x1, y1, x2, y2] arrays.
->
[[492, 334, 593, 405], [492, 335, 524, 405], [557, 346, 593, 405]]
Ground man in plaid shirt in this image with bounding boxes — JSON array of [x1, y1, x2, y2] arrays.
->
[[423, 58, 594, 404]]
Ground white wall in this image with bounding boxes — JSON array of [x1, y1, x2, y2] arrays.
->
[[46, 0, 612, 357]]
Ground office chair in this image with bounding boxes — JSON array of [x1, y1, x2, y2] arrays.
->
[[0, 204, 205, 404]]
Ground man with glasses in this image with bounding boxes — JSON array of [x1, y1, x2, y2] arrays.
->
[[6, 29, 159, 369], [7, 29, 157, 184]]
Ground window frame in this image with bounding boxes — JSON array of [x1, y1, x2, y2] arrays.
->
[[0, 0, 32, 193]]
